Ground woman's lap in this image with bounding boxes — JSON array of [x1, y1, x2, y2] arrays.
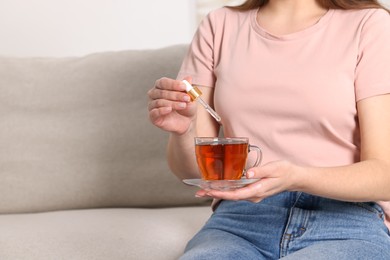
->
[[180, 229, 267, 260], [180, 192, 390, 259], [281, 240, 390, 260]]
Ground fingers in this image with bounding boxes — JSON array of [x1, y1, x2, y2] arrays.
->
[[193, 162, 296, 203], [147, 76, 198, 134], [148, 77, 191, 118], [155, 77, 187, 91], [200, 182, 266, 203], [148, 87, 190, 103], [147, 91, 190, 127], [148, 77, 191, 113], [195, 179, 278, 203], [148, 106, 172, 124], [148, 97, 188, 112]]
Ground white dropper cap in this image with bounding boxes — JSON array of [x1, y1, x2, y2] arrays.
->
[[182, 80, 202, 101], [182, 80, 193, 92]]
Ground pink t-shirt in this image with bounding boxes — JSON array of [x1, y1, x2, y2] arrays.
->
[[177, 7, 390, 221], [178, 7, 390, 167]]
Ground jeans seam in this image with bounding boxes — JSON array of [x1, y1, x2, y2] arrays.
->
[[352, 202, 384, 220], [280, 207, 294, 258]]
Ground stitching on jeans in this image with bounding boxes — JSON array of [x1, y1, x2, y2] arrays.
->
[[279, 208, 294, 258], [291, 192, 303, 208], [352, 202, 383, 219], [292, 210, 310, 239]]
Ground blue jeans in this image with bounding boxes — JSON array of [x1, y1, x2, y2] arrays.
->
[[180, 192, 390, 259]]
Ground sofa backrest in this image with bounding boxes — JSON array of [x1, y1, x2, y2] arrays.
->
[[0, 45, 209, 214]]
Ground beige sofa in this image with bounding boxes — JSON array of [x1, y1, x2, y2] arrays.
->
[[0, 45, 212, 260]]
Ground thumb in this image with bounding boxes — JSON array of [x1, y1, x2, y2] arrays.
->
[[246, 163, 270, 179], [183, 75, 193, 84], [246, 169, 256, 179]]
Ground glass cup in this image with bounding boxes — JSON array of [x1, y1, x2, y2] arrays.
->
[[194, 137, 262, 181]]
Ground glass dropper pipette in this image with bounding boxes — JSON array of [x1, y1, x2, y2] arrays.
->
[[182, 80, 222, 124]]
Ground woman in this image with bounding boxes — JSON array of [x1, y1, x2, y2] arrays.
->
[[148, 0, 390, 258]]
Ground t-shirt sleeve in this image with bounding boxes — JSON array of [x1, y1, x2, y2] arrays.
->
[[176, 11, 217, 87], [355, 9, 390, 101]]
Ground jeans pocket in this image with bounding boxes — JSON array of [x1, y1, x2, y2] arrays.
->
[[352, 202, 385, 220]]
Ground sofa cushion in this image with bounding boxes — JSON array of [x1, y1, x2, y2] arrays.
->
[[0, 207, 211, 260], [0, 45, 209, 213]]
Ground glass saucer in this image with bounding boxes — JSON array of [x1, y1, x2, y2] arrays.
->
[[183, 178, 259, 191]]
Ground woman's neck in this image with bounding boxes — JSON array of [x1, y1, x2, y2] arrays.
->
[[258, 0, 328, 35]]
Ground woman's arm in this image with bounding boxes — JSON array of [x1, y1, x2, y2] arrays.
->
[[299, 93, 390, 202], [167, 85, 220, 180], [148, 77, 218, 180], [199, 94, 390, 203]]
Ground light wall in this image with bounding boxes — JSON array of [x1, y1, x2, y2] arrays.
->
[[381, 0, 390, 7], [0, 0, 389, 57], [196, 0, 244, 23], [0, 0, 197, 57]]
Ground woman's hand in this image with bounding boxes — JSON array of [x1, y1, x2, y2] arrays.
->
[[196, 160, 304, 203], [147, 77, 197, 135]]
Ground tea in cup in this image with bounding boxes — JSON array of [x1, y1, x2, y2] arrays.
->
[[194, 137, 262, 181]]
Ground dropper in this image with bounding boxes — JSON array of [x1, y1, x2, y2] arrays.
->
[[182, 80, 222, 124]]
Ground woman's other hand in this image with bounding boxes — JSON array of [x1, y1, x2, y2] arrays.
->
[[196, 160, 304, 203]]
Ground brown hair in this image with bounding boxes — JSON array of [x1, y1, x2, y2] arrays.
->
[[231, 0, 389, 12]]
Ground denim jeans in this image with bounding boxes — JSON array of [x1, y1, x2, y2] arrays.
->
[[180, 192, 390, 259]]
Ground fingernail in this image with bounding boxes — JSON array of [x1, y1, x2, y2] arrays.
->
[[183, 95, 191, 102], [247, 171, 254, 178], [178, 102, 186, 108], [162, 107, 172, 113], [195, 192, 205, 197]]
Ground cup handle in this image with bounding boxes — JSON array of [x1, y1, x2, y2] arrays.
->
[[248, 144, 262, 168]]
